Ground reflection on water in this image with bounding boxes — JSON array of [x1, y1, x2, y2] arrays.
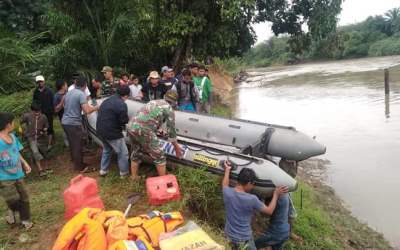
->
[[236, 56, 400, 248]]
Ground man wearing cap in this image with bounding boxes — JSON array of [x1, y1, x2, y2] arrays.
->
[[97, 85, 131, 178], [33, 75, 54, 147], [159, 66, 177, 90], [142, 71, 167, 102], [101, 66, 119, 96], [127, 90, 182, 180]]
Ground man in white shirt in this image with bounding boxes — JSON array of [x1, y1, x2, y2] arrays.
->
[[68, 74, 91, 100]]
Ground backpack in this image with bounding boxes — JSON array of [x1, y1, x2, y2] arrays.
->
[[175, 81, 197, 108]]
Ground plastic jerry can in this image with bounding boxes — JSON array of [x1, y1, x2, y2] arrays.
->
[[63, 175, 104, 220], [146, 175, 181, 205]]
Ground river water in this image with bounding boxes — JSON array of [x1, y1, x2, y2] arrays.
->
[[235, 56, 400, 248]]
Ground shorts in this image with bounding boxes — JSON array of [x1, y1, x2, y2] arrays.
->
[[129, 128, 166, 165], [28, 137, 48, 162], [0, 179, 30, 221]]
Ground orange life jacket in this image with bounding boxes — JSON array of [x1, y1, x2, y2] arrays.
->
[[52, 208, 107, 250], [108, 237, 154, 250], [126, 211, 184, 248]]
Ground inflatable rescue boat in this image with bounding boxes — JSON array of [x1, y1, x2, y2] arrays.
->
[[85, 99, 300, 196]]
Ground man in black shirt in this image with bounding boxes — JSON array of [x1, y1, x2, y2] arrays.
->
[[33, 75, 54, 147], [97, 85, 130, 178], [142, 71, 166, 102]]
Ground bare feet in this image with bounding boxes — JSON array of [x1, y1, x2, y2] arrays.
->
[[290, 232, 303, 243], [130, 175, 141, 181]]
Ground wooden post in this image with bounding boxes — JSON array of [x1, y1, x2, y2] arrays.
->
[[384, 68, 390, 95], [385, 94, 390, 118]]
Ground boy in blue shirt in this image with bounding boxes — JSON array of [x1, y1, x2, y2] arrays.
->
[[222, 161, 288, 250], [0, 112, 33, 229]]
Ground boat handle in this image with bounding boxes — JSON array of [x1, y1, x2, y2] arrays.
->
[[229, 124, 241, 129]]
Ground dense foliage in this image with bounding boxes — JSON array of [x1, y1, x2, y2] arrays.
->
[[0, 0, 344, 94], [244, 6, 400, 66]]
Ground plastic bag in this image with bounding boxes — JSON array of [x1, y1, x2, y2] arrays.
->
[[159, 221, 224, 250]]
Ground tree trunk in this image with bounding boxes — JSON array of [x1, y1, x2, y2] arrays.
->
[[172, 43, 185, 70], [184, 35, 193, 65]]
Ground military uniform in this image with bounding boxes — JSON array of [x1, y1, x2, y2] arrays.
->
[[101, 77, 120, 97], [127, 99, 177, 165]]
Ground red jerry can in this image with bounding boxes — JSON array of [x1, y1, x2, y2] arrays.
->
[[146, 174, 181, 205], [63, 175, 104, 220]]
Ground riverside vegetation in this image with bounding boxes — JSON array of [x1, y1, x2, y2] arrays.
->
[[217, 6, 400, 70]]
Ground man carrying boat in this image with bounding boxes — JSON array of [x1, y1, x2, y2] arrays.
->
[[127, 90, 182, 180], [222, 162, 288, 250]]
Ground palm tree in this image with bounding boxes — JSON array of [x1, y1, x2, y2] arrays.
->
[[0, 27, 39, 94], [384, 7, 400, 35], [41, 0, 150, 79]]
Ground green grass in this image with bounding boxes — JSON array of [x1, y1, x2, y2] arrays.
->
[[286, 182, 342, 249], [211, 102, 232, 118]]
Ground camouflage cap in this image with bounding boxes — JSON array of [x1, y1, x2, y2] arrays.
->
[[164, 90, 178, 104], [101, 66, 113, 73]]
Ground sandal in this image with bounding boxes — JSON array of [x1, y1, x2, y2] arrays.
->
[[80, 166, 97, 173], [39, 171, 48, 177], [21, 220, 33, 230]]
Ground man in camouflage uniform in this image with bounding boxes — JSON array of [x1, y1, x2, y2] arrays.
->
[[101, 66, 120, 96], [127, 90, 182, 180]]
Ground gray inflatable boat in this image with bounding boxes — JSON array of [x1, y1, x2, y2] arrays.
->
[[98, 98, 326, 161], [85, 100, 298, 197]]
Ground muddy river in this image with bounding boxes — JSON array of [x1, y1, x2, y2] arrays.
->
[[235, 56, 400, 248]]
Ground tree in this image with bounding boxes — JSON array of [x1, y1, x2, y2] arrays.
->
[[255, 0, 343, 55], [42, 0, 258, 76], [0, 25, 39, 93], [385, 7, 400, 35], [0, 0, 48, 33]]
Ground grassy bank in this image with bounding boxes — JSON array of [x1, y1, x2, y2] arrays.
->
[[0, 95, 393, 250]]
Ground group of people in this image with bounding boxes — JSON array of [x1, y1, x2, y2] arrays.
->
[[0, 62, 294, 250]]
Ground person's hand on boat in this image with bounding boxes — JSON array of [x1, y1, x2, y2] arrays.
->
[[224, 160, 232, 172], [274, 186, 289, 196], [174, 144, 183, 159], [157, 129, 167, 138]]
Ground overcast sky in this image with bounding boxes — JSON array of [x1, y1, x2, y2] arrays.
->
[[254, 0, 400, 44]]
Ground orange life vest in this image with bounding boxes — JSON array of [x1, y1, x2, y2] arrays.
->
[[52, 208, 107, 250], [126, 211, 184, 248]]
